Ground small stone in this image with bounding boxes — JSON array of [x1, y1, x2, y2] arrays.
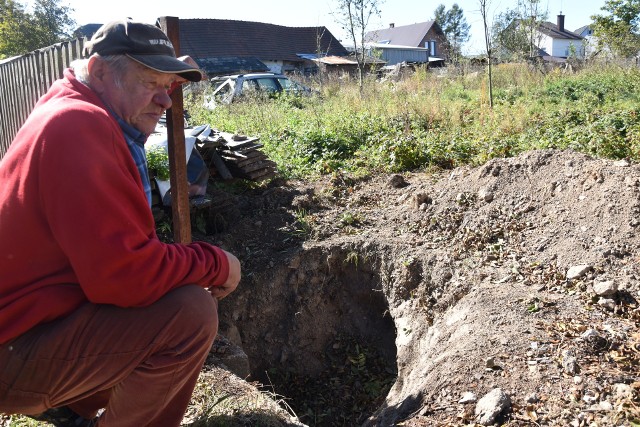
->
[[525, 393, 539, 403], [562, 350, 579, 374], [389, 174, 408, 188], [614, 159, 630, 167], [611, 383, 633, 400], [485, 357, 499, 369], [580, 329, 599, 340], [593, 280, 618, 297], [566, 265, 592, 280], [598, 298, 616, 311], [478, 188, 494, 202], [459, 391, 477, 404], [412, 193, 432, 209], [475, 388, 511, 426], [599, 400, 613, 411]]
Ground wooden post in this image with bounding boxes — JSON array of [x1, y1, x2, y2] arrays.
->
[[157, 17, 192, 244]]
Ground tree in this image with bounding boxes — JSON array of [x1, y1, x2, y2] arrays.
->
[[0, 0, 75, 58], [491, 8, 530, 60], [0, 0, 34, 57], [517, 0, 547, 58], [478, 0, 493, 108], [30, 0, 75, 48], [591, 0, 640, 58], [489, 0, 547, 60], [433, 3, 470, 63], [333, 0, 383, 93]]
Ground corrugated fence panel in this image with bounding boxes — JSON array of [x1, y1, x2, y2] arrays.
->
[[0, 38, 87, 159]]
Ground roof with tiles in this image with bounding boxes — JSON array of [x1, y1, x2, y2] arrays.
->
[[177, 19, 348, 62], [364, 21, 441, 47], [538, 21, 583, 40]]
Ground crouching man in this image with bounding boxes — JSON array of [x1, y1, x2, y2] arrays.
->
[[0, 19, 241, 427]]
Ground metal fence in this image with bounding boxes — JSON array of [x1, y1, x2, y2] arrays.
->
[[0, 38, 87, 158]]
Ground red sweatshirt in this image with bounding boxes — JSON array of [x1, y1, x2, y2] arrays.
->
[[0, 69, 229, 344]]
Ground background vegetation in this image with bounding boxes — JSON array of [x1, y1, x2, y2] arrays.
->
[[0, 0, 75, 58], [186, 62, 640, 181]]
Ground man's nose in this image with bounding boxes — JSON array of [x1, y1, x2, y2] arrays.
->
[[153, 90, 172, 110]]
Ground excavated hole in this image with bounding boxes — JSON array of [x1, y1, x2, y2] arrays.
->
[[232, 246, 399, 426]]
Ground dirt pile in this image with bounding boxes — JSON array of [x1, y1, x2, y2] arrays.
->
[[198, 148, 639, 426]]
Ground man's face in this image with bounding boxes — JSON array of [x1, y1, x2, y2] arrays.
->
[[99, 61, 178, 134]]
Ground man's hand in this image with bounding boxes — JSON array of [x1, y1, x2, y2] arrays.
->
[[210, 250, 240, 300]]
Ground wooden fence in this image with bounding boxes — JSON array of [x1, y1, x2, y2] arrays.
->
[[0, 38, 87, 158]]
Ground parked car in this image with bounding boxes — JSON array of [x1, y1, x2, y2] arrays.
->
[[205, 72, 312, 107]]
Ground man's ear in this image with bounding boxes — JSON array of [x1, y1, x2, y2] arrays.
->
[[87, 56, 107, 94]]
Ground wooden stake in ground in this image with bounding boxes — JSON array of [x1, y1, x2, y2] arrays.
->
[[158, 16, 192, 244]]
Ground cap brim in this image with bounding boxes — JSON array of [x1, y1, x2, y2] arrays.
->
[[127, 54, 203, 82]]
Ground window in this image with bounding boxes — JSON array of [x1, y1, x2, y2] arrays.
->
[[211, 81, 233, 104], [239, 79, 260, 97], [254, 78, 280, 92]]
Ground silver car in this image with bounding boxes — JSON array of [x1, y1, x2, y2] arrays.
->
[[205, 72, 312, 107]]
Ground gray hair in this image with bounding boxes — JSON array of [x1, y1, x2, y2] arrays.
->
[[71, 54, 135, 89]]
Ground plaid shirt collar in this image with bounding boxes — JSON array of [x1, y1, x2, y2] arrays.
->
[[113, 115, 152, 208]]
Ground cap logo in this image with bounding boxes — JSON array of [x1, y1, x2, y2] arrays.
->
[[149, 39, 174, 49]]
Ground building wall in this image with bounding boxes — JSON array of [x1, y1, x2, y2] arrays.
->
[[375, 48, 429, 65], [262, 59, 318, 75], [540, 34, 584, 58], [418, 28, 447, 59], [553, 39, 584, 58]]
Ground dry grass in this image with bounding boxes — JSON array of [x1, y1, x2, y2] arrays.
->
[[1, 366, 300, 427]]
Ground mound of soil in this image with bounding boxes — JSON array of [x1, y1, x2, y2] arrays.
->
[[199, 149, 640, 426]]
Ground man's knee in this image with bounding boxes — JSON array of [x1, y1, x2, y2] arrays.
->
[[158, 285, 218, 345]]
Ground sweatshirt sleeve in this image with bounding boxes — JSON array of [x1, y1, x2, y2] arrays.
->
[[37, 105, 229, 307]]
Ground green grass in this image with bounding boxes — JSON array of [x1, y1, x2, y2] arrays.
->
[[185, 62, 640, 180]]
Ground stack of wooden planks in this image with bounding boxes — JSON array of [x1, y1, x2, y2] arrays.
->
[[190, 125, 278, 182]]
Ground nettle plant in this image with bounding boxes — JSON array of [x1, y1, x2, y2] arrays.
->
[[146, 145, 170, 180]]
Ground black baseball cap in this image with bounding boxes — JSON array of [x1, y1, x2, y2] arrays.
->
[[84, 20, 203, 82]]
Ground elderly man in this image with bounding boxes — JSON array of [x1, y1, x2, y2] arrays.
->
[[0, 20, 241, 427]]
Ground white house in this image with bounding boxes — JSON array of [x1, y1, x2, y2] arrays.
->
[[536, 14, 585, 59], [574, 24, 599, 57]]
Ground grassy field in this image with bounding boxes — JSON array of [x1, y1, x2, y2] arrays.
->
[[186, 62, 640, 180]]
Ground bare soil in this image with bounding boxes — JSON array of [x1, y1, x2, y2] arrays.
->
[[199, 148, 639, 426]]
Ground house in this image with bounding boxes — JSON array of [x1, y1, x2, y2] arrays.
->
[[574, 24, 597, 57], [177, 19, 349, 76], [364, 21, 447, 63], [535, 14, 585, 59]]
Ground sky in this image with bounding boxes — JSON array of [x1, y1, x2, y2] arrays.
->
[[55, 0, 607, 55]]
